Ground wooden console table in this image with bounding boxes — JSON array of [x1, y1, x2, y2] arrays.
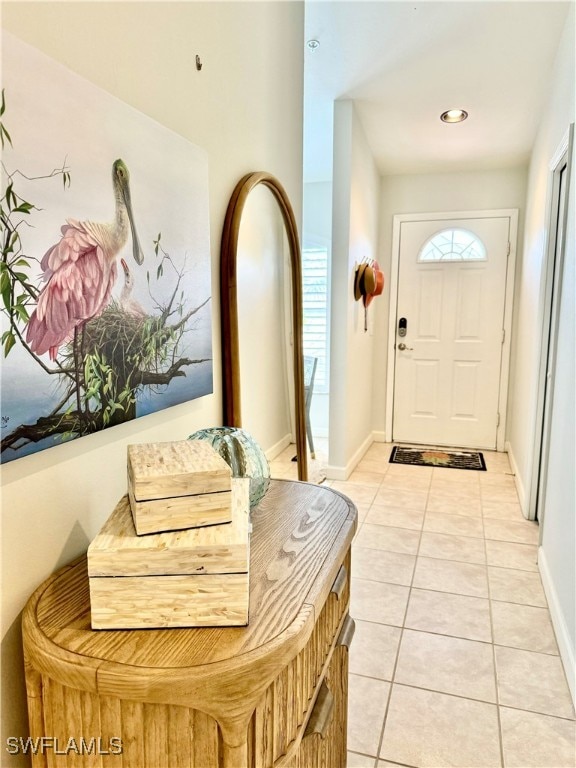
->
[[23, 480, 357, 767]]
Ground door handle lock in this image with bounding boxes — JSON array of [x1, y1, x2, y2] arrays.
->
[[397, 342, 413, 351]]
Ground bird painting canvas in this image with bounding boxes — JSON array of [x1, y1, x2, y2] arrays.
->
[[1, 33, 213, 463], [26, 160, 144, 361]]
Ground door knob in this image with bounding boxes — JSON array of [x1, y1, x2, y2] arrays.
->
[[397, 342, 413, 351]]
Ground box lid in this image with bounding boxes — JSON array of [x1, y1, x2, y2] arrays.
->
[[128, 440, 231, 501], [88, 479, 249, 577]]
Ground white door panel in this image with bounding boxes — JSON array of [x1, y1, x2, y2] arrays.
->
[[393, 217, 510, 449]]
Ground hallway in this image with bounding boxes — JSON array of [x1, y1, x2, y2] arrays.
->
[[271, 442, 575, 767]]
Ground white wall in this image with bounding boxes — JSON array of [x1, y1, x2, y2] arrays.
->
[[510, 6, 575, 701], [507, 6, 575, 512], [539, 142, 575, 700], [328, 101, 380, 476], [303, 182, 333, 242], [303, 181, 332, 436], [237, 187, 292, 453], [373, 167, 528, 437], [0, 2, 304, 761]]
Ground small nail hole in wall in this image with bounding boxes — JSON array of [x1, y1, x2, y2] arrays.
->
[[196, 55, 202, 71]]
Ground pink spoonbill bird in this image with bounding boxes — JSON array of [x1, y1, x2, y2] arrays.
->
[[26, 159, 144, 360], [119, 257, 146, 318]]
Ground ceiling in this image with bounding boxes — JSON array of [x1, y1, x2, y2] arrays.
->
[[303, 1, 570, 181]]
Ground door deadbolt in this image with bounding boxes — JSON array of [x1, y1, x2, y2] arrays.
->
[[398, 317, 407, 337], [397, 342, 413, 351]]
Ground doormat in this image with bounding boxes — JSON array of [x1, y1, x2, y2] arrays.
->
[[390, 446, 486, 471]]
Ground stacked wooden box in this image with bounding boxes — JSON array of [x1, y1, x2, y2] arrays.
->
[[128, 440, 234, 535], [88, 440, 250, 630]]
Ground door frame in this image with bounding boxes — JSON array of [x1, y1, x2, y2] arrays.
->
[[385, 209, 518, 451], [528, 125, 574, 525]]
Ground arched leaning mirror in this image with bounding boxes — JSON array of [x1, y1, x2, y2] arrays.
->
[[220, 172, 308, 482]]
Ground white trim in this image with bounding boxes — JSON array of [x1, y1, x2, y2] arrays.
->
[[372, 430, 387, 443], [325, 431, 373, 480], [550, 127, 571, 171], [324, 466, 349, 481], [385, 209, 518, 451], [265, 433, 292, 461], [505, 440, 528, 519], [388, 209, 521, 223], [385, 218, 401, 439], [539, 546, 576, 706], [497, 209, 518, 451], [529, 125, 574, 523]]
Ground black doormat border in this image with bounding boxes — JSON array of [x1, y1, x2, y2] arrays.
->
[[389, 446, 487, 471]]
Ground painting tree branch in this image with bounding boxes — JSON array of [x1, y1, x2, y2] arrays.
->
[[0, 37, 214, 463]]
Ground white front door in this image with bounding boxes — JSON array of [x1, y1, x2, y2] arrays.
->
[[392, 216, 512, 449]]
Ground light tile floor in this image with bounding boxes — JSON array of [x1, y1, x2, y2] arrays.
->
[[270, 440, 576, 768]]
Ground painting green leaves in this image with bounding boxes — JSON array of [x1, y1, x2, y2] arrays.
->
[[1, 34, 213, 463]]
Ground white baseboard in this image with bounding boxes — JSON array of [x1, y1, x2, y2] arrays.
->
[[324, 465, 348, 481], [538, 546, 576, 706], [505, 440, 528, 519], [265, 433, 292, 461], [325, 432, 374, 481], [372, 430, 387, 443]]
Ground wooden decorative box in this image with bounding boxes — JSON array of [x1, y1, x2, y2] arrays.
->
[[127, 440, 233, 535], [24, 481, 357, 768], [87, 478, 250, 630]]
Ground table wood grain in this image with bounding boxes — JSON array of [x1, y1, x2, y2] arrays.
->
[[23, 480, 357, 767]]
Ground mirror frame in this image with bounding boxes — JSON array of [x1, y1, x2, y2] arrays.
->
[[220, 171, 308, 482]]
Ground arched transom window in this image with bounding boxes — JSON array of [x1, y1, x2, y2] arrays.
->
[[418, 228, 487, 262]]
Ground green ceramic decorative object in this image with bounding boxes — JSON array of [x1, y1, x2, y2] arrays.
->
[[189, 427, 270, 508]]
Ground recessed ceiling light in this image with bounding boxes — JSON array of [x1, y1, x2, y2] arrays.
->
[[440, 109, 468, 123], [307, 39, 320, 51]]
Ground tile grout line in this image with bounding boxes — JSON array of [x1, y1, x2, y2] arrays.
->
[[373, 457, 434, 765], [348, 453, 388, 766], [352, 674, 497, 707], [349, 618, 563, 658], [352, 575, 549, 612], [377, 460, 502, 768], [347, 677, 576, 723], [348, 448, 571, 766], [354, 536, 538, 564], [481, 485, 506, 768], [352, 612, 574, 660]]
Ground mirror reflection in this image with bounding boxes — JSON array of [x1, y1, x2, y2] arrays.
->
[[236, 187, 294, 461], [220, 172, 308, 481]]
